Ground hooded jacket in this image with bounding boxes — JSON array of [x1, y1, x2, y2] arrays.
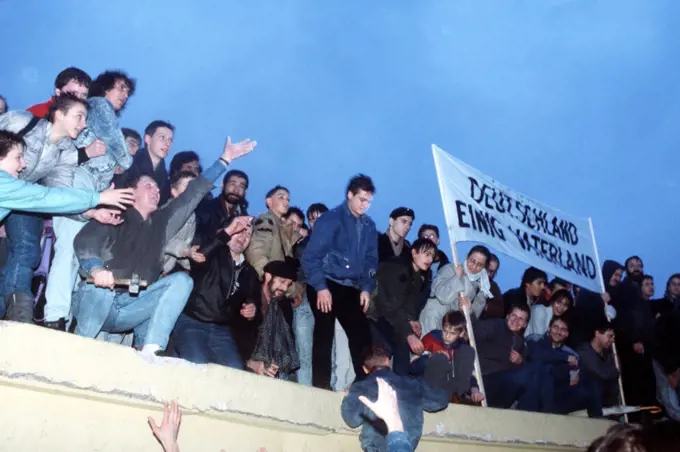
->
[[569, 260, 621, 347], [0, 111, 77, 188]]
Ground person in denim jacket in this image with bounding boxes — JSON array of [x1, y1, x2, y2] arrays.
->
[[302, 174, 378, 390]]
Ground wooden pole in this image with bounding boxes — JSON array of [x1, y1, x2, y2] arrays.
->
[[432, 145, 486, 407], [588, 218, 628, 422]]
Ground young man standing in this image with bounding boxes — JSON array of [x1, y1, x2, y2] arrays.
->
[[245, 185, 301, 279], [378, 207, 414, 263], [0, 94, 90, 321], [120, 120, 174, 205], [302, 174, 378, 390]]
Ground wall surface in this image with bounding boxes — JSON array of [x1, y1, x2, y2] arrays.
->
[[0, 321, 613, 451]]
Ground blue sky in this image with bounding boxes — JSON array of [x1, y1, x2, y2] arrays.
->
[[1, 0, 677, 294]]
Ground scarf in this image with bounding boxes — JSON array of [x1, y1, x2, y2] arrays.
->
[[250, 297, 300, 375], [463, 263, 493, 299]]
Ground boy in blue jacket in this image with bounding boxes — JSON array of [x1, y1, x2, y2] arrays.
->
[[301, 174, 378, 389], [341, 346, 449, 452]]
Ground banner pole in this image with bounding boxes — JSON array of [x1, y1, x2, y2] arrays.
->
[[433, 145, 487, 407], [588, 217, 628, 421]]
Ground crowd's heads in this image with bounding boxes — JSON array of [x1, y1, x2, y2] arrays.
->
[[122, 128, 141, 156], [641, 275, 655, 300], [89, 70, 136, 113], [521, 267, 547, 298], [227, 217, 253, 255], [265, 185, 290, 217], [222, 170, 249, 206], [0, 95, 8, 114], [506, 304, 530, 332], [466, 245, 491, 276], [0, 130, 26, 177], [666, 273, 680, 299], [53, 67, 91, 100], [169, 170, 196, 200], [592, 320, 615, 349], [624, 255, 644, 282], [306, 203, 328, 229], [388, 207, 414, 239], [548, 316, 570, 345], [47, 93, 89, 139], [549, 289, 573, 317], [129, 174, 161, 213], [362, 345, 391, 373], [441, 311, 466, 345], [417, 224, 440, 246], [486, 253, 500, 280], [144, 120, 174, 162], [283, 206, 304, 233], [346, 174, 374, 217], [170, 151, 201, 177], [263, 260, 296, 299], [410, 238, 437, 272]]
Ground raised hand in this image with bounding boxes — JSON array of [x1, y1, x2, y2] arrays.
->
[[358, 378, 404, 433], [222, 136, 257, 164], [148, 400, 181, 452], [99, 184, 135, 209], [225, 216, 253, 237]]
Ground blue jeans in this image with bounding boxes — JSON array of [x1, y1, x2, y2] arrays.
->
[[173, 313, 243, 369], [484, 361, 554, 412], [73, 273, 193, 349], [0, 212, 43, 313], [293, 294, 314, 386]]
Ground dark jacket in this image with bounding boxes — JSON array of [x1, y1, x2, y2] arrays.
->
[[193, 195, 248, 248], [502, 287, 532, 315], [569, 260, 622, 348], [373, 259, 424, 342], [302, 201, 378, 293], [612, 276, 655, 347], [377, 232, 410, 263], [75, 160, 226, 285], [184, 246, 261, 326], [472, 317, 526, 375], [341, 367, 448, 452], [654, 305, 680, 374], [119, 147, 171, 205], [527, 336, 578, 388], [482, 280, 505, 319], [577, 343, 619, 383]]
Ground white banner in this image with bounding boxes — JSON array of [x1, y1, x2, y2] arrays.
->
[[432, 144, 603, 292]]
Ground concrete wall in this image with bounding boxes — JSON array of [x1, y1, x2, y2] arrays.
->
[[0, 321, 612, 451]]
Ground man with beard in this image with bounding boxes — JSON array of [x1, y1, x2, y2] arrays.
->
[[378, 207, 414, 263], [244, 260, 299, 379], [612, 256, 657, 421], [71, 137, 256, 357], [193, 169, 249, 248], [172, 218, 259, 369]]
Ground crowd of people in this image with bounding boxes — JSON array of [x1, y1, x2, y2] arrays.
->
[[1, 67, 679, 451]]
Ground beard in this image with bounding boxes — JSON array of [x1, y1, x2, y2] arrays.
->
[[629, 271, 643, 283], [224, 192, 243, 205]]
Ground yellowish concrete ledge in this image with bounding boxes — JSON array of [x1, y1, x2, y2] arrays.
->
[[0, 321, 613, 451]]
